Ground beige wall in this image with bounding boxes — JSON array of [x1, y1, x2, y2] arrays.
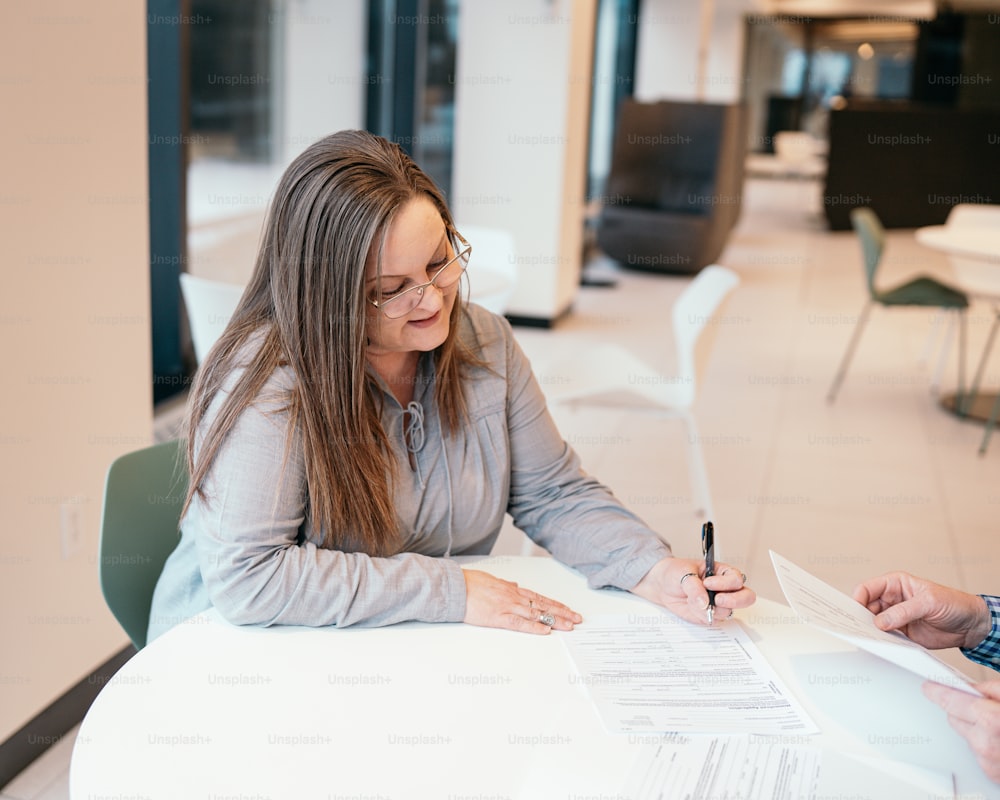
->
[[0, 2, 152, 740]]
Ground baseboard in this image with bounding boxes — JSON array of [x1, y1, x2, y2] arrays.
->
[[505, 305, 573, 329], [0, 645, 134, 787]]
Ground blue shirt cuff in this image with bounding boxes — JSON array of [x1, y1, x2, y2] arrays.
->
[[961, 594, 1000, 672]]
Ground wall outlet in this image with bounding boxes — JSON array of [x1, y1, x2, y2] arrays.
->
[[60, 503, 83, 559]]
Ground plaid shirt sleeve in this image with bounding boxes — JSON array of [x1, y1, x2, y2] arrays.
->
[[961, 595, 1000, 672]]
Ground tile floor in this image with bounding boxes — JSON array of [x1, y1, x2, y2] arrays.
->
[[5, 176, 999, 798]]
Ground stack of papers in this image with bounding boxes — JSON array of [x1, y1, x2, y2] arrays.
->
[[559, 556, 963, 799], [562, 613, 818, 734], [622, 737, 954, 800]]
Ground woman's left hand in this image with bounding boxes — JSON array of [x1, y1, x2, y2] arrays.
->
[[630, 556, 756, 625]]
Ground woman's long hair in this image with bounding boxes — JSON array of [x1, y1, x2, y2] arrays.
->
[[182, 130, 478, 556]]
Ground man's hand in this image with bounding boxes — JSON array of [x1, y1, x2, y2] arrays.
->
[[924, 680, 1000, 783], [853, 572, 991, 651]]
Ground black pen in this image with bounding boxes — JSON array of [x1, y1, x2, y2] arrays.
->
[[702, 521, 715, 624]]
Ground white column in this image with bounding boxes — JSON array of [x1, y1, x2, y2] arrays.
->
[[451, 0, 598, 322], [635, 0, 753, 103], [279, 0, 367, 166]]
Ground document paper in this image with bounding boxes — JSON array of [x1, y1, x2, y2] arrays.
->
[[624, 735, 822, 800], [623, 736, 955, 800], [769, 550, 979, 695], [562, 614, 819, 734]]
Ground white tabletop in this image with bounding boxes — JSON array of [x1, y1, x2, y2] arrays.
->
[[917, 226, 1000, 304], [70, 555, 996, 799], [916, 226, 1000, 263]]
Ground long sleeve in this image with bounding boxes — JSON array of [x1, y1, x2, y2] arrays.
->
[[496, 316, 672, 590], [149, 362, 466, 640], [961, 594, 1000, 672]]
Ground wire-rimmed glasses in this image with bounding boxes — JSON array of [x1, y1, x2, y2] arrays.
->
[[369, 231, 471, 319]]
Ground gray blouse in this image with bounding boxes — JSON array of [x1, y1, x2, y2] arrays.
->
[[148, 304, 671, 642]]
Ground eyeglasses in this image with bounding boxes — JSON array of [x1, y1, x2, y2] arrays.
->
[[369, 232, 471, 319]]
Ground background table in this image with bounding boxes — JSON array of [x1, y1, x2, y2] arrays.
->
[[916, 226, 1000, 271], [70, 555, 995, 798], [917, 224, 1000, 425]]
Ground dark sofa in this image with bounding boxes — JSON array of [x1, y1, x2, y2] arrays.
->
[[596, 99, 747, 275]]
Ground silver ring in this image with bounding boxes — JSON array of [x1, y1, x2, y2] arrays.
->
[[679, 572, 696, 587], [539, 613, 555, 626], [741, 572, 748, 585]]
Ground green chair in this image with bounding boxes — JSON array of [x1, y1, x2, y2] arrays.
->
[[827, 208, 969, 403], [99, 439, 187, 650]]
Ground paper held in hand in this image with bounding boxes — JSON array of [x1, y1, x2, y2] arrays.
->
[[769, 550, 980, 695]]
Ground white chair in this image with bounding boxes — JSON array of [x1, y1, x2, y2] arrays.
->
[[178, 273, 245, 365], [456, 223, 518, 315], [544, 265, 740, 521]]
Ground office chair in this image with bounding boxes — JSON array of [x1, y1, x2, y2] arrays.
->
[[826, 208, 969, 404], [99, 440, 187, 649], [179, 273, 245, 365], [543, 265, 740, 522]]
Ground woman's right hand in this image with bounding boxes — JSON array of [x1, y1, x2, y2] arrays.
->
[[462, 569, 582, 634]]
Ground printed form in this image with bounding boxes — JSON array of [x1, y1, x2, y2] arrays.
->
[[622, 736, 954, 800], [562, 613, 818, 734], [623, 735, 821, 799]]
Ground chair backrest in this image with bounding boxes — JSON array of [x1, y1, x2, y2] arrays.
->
[[671, 265, 740, 405], [455, 223, 519, 314], [99, 440, 187, 650], [945, 203, 1000, 229], [179, 273, 246, 364], [849, 207, 885, 295]]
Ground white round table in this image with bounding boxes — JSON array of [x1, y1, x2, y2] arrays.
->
[[916, 225, 1000, 268], [70, 555, 994, 798], [917, 224, 1000, 429]]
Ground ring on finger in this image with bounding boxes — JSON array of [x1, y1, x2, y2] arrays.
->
[[539, 612, 555, 627], [679, 572, 696, 587], [721, 568, 749, 586]]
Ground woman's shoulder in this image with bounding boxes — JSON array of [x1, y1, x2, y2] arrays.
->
[[458, 302, 514, 359]]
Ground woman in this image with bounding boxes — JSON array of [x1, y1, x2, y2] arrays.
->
[[148, 130, 754, 642]]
